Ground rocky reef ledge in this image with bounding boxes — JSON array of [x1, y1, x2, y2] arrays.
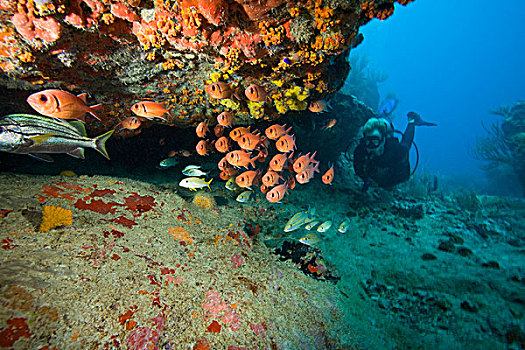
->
[[0, 0, 414, 131]]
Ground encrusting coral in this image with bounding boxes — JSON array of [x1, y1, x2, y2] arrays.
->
[[39, 205, 73, 232]]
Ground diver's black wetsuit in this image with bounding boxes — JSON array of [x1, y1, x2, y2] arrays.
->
[[353, 123, 415, 188]]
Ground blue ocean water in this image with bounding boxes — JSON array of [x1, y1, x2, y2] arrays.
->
[[352, 0, 525, 193]]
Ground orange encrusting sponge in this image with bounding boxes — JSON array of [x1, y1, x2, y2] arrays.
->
[[39, 205, 73, 232]]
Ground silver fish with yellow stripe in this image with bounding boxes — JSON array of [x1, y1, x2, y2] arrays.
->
[[179, 177, 213, 191], [338, 217, 350, 233], [305, 220, 320, 231], [283, 207, 315, 232], [0, 114, 113, 162], [236, 190, 252, 203], [316, 220, 332, 233], [299, 232, 322, 247]]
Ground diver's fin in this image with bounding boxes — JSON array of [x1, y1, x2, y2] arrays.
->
[[67, 147, 85, 159], [28, 133, 56, 145], [28, 153, 54, 162], [93, 129, 114, 160], [68, 121, 87, 136]]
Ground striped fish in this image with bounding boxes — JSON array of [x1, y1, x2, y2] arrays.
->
[[178, 177, 213, 191], [0, 114, 114, 162], [283, 207, 316, 232]]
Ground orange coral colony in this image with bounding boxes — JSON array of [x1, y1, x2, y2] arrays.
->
[[39, 205, 73, 232]]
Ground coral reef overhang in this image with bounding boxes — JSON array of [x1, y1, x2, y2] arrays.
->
[[0, 0, 414, 132]]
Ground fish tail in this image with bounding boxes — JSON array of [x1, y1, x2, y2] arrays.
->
[[88, 104, 103, 121], [93, 129, 115, 160], [206, 178, 213, 190]]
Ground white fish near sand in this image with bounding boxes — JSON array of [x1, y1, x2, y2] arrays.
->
[[316, 220, 332, 233], [236, 190, 252, 203], [179, 177, 212, 191], [183, 168, 207, 176], [182, 165, 201, 172]]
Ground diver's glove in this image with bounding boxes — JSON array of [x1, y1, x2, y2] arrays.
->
[[361, 178, 370, 192], [407, 112, 437, 127]]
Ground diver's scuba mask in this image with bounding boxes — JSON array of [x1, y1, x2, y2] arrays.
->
[[364, 131, 386, 157], [364, 135, 384, 149]]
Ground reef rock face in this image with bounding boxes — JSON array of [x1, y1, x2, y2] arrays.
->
[[0, 0, 414, 133]]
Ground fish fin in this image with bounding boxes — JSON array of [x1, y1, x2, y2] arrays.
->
[[77, 93, 87, 103], [67, 147, 85, 159], [28, 153, 54, 162], [28, 132, 56, 145], [68, 120, 88, 136], [206, 178, 213, 190], [88, 104, 102, 121], [93, 129, 115, 160]]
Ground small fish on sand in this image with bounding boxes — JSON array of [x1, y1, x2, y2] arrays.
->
[[183, 168, 207, 177], [236, 190, 252, 203], [316, 220, 332, 233], [0, 114, 113, 162], [159, 157, 178, 168], [178, 177, 213, 191]]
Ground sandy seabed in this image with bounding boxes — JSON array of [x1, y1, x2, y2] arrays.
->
[[0, 172, 524, 350]]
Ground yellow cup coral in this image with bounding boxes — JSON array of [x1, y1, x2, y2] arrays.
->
[[192, 192, 216, 210], [39, 205, 73, 232]]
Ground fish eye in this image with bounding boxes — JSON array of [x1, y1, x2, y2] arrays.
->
[[39, 95, 48, 102]]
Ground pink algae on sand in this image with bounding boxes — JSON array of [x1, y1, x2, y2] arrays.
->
[[202, 291, 242, 331], [231, 253, 245, 268]]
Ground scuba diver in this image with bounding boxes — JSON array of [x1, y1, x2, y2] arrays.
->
[[353, 112, 437, 192]]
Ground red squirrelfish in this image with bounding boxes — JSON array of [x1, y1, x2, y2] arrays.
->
[[269, 153, 289, 172], [237, 132, 262, 151], [225, 150, 258, 168], [206, 82, 236, 100], [276, 134, 296, 153], [120, 116, 141, 130], [235, 170, 258, 188], [266, 183, 288, 203], [27, 89, 102, 121], [214, 124, 224, 137], [308, 100, 331, 114], [218, 156, 229, 171], [196, 140, 209, 156], [217, 111, 233, 127], [131, 101, 170, 121], [245, 84, 270, 102], [196, 120, 209, 138], [293, 151, 318, 173], [262, 170, 282, 187], [214, 136, 230, 153], [229, 126, 251, 142], [295, 163, 319, 184], [322, 118, 337, 130], [265, 124, 292, 140], [322, 164, 334, 185]]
